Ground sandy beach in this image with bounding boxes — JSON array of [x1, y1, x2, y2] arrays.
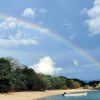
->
[[0, 89, 95, 100]]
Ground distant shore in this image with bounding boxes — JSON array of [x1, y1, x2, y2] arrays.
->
[[0, 89, 96, 100]]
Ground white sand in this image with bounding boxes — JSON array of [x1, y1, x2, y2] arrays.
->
[[0, 89, 94, 100]]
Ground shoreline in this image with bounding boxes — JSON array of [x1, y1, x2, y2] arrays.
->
[[0, 89, 96, 100]]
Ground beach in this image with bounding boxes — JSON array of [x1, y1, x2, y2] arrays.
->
[[0, 89, 94, 100]]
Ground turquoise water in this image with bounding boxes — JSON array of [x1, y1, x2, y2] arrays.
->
[[39, 91, 100, 100]]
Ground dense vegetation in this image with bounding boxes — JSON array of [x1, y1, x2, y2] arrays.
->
[[0, 57, 87, 93], [88, 81, 100, 89]]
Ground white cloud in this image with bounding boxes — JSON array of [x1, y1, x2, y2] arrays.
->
[[39, 28, 49, 33], [0, 30, 38, 47], [0, 17, 28, 30], [81, 8, 87, 15], [38, 21, 44, 25], [85, 0, 100, 36], [64, 23, 72, 29], [73, 59, 79, 66], [70, 34, 76, 39], [0, 17, 38, 47], [40, 8, 47, 14], [0, 38, 37, 47], [31, 56, 63, 75], [22, 8, 35, 17], [0, 17, 17, 30]]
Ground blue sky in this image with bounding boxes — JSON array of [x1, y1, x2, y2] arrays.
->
[[0, 0, 100, 80]]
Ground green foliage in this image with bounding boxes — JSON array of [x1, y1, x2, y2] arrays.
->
[[22, 66, 38, 90], [72, 78, 87, 87], [88, 81, 100, 87], [0, 58, 12, 92], [36, 74, 48, 91], [69, 80, 81, 89], [0, 57, 87, 93], [13, 68, 27, 91]]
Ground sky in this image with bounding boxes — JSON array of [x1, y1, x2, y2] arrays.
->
[[0, 0, 100, 80]]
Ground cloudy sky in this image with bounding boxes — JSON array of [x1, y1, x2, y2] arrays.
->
[[0, 0, 100, 80]]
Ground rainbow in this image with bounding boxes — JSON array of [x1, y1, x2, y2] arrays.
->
[[0, 13, 100, 67]]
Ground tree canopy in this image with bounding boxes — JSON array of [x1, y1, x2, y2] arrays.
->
[[0, 57, 87, 93]]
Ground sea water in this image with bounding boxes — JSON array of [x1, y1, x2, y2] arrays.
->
[[39, 91, 100, 100]]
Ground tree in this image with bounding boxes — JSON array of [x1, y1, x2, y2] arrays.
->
[[36, 74, 48, 91], [0, 58, 12, 92], [22, 66, 38, 90], [0, 57, 87, 92], [88, 81, 100, 87], [69, 80, 81, 89], [6, 57, 20, 70], [72, 78, 87, 87]]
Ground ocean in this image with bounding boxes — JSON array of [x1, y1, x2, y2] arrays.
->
[[39, 91, 100, 100]]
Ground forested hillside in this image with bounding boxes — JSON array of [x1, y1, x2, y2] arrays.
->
[[0, 57, 87, 93]]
